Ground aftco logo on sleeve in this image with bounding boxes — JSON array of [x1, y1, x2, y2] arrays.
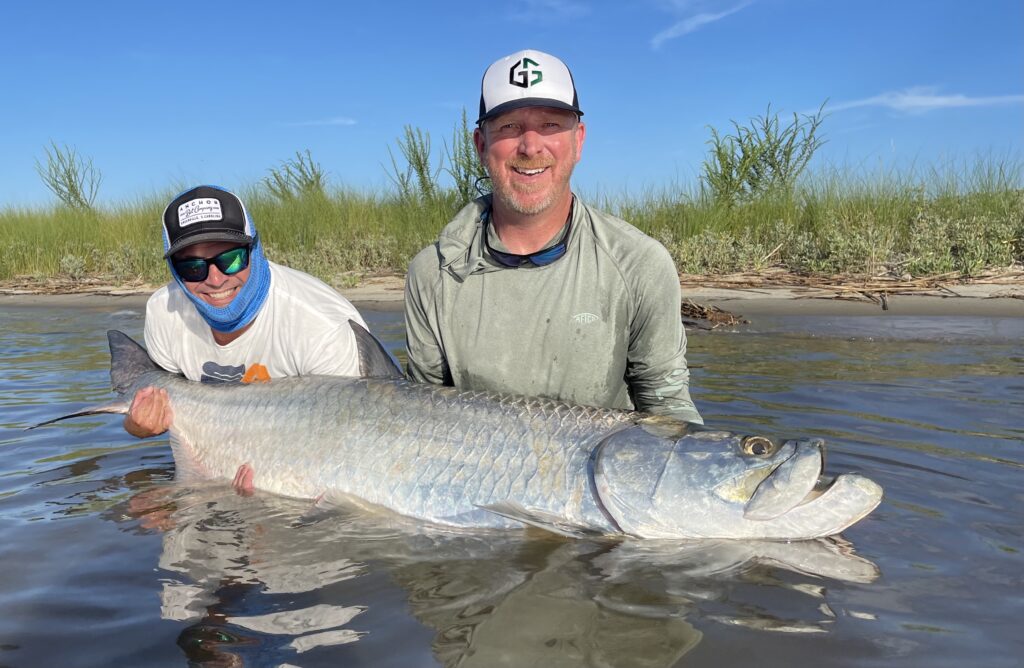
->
[[508, 57, 543, 88]]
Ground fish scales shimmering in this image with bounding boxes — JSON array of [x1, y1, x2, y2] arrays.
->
[[35, 330, 883, 540], [158, 374, 621, 530]]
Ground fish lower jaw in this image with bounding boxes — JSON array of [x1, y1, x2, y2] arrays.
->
[[671, 474, 884, 542], [762, 473, 883, 540], [800, 474, 881, 506], [790, 474, 836, 506]]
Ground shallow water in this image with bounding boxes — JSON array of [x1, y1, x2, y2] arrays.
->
[[1, 303, 1021, 667]]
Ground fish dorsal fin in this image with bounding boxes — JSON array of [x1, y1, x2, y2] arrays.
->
[[349, 320, 405, 380], [107, 330, 161, 395]]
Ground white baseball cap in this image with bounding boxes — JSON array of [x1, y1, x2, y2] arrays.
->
[[477, 49, 582, 124]]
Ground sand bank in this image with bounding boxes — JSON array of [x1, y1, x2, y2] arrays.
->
[[2, 274, 1022, 318]]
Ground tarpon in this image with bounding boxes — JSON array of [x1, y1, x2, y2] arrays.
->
[[33, 326, 882, 540]]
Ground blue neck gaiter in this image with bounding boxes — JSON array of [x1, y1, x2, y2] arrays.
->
[[165, 234, 272, 334]]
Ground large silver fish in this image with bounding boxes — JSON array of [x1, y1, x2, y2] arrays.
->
[[35, 326, 882, 540]]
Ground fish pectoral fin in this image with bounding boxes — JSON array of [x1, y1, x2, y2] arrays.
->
[[316, 489, 397, 517], [476, 501, 602, 539]]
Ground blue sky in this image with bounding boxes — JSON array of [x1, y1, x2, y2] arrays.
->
[[2, 0, 1021, 207]]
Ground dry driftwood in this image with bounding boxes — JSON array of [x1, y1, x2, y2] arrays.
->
[[681, 299, 748, 330], [679, 268, 1024, 310]]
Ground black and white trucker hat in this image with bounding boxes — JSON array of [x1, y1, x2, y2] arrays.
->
[[477, 49, 582, 124], [161, 185, 256, 258]]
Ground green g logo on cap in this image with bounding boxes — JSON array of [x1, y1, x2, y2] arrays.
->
[[478, 49, 582, 124], [509, 57, 543, 88]]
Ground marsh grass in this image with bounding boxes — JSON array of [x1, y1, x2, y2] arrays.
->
[[263, 150, 327, 203], [2, 155, 1021, 286], [619, 156, 1023, 278]]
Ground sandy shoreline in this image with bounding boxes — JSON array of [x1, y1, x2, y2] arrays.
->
[[2, 274, 1024, 318]]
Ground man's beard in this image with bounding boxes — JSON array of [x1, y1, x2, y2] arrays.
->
[[488, 147, 576, 216]]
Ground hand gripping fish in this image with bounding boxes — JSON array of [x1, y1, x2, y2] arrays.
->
[[32, 324, 882, 540]]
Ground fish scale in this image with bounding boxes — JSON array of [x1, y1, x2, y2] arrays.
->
[[32, 329, 883, 540]]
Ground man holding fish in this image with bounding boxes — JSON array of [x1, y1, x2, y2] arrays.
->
[[405, 49, 702, 423], [123, 185, 366, 440]]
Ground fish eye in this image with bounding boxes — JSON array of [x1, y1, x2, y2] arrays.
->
[[741, 436, 775, 456]]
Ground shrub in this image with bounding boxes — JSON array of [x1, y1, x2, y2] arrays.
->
[[263, 150, 327, 202], [701, 104, 826, 206], [35, 142, 102, 210]]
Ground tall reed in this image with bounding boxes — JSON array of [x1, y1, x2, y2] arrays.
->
[[2, 118, 1020, 285]]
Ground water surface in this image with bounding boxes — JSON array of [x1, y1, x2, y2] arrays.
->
[[1, 302, 1021, 667]]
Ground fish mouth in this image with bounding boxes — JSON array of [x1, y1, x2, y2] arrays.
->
[[744, 438, 883, 539], [744, 439, 825, 520], [790, 472, 884, 538]]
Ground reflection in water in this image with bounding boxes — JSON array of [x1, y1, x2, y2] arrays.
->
[[8, 303, 1020, 667], [125, 484, 879, 667]]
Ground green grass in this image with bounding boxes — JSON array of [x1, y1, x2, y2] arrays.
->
[[597, 155, 1023, 278], [1, 156, 1021, 287]]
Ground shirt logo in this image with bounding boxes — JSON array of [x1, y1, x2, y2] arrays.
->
[[241, 364, 271, 384], [572, 312, 600, 325], [509, 57, 543, 88], [200, 361, 244, 383]]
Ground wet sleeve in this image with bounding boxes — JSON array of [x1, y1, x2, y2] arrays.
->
[[625, 244, 703, 424], [404, 248, 450, 386]]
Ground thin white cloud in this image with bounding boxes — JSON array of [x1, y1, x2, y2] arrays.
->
[[507, 0, 590, 21], [829, 87, 1024, 114], [284, 116, 358, 127], [651, 1, 751, 49]]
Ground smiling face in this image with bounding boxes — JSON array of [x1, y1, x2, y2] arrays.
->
[[172, 241, 251, 309], [475, 106, 585, 217]]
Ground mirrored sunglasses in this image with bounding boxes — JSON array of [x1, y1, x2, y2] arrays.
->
[[172, 246, 250, 282]]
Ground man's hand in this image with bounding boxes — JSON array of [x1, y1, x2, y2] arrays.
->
[[127, 486, 177, 532], [123, 386, 173, 438], [233, 463, 255, 496]]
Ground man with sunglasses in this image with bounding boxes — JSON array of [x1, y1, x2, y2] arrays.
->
[[123, 185, 367, 439], [404, 50, 702, 424]]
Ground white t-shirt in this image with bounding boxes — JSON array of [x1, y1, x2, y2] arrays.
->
[[144, 262, 366, 382]]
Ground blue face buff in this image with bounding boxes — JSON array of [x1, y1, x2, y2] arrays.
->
[[165, 230, 272, 334]]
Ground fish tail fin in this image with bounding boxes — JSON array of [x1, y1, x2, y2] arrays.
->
[[25, 400, 130, 430], [107, 330, 160, 395], [27, 331, 154, 431]]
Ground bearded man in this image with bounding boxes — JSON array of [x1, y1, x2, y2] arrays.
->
[[403, 49, 702, 423]]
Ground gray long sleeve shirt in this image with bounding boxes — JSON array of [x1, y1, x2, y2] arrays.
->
[[404, 195, 702, 424]]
